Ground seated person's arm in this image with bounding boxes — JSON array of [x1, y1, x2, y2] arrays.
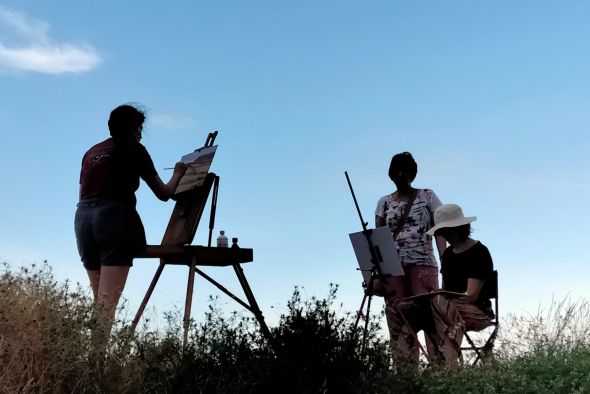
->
[[375, 215, 386, 227], [145, 163, 186, 201], [435, 236, 447, 259], [461, 278, 485, 303]]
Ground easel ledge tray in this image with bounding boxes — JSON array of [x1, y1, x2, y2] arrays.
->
[[136, 245, 253, 267]]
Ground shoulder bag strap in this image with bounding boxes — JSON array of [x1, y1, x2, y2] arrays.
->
[[392, 189, 419, 241]]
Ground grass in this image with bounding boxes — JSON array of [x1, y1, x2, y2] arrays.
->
[[1, 262, 590, 393]]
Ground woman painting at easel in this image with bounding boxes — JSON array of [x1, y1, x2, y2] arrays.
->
[[74, 104, 186, 349], [374, 152, 446, 359]]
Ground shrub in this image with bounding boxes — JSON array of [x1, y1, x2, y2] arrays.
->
[[127, 285, 399, 393], [2, 263, 590, 393], [0, 263, 97, 393]]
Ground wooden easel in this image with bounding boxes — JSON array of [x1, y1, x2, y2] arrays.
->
[[132, 132, 271, 345]]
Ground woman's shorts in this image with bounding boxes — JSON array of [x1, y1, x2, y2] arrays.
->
[[74, 199, 147, 270]]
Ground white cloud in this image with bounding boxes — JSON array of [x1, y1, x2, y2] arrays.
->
[[150, 114, 196, 130], [0, 6, 100, 74], [0, 7, 48, 40], [0, 43, 100, 74]]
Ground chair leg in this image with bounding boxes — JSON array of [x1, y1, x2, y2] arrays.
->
[[462, 326, 498, 366], [481, 326, 499, 362], [458, 349, 464, 365], [482, 326, 499, 353], [464, 332, 484, 366]]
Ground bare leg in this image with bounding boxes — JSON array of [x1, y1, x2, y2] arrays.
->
[[89, 265, 129, 364], [87, 269, 101, 301], [97, 265, 130, 331]]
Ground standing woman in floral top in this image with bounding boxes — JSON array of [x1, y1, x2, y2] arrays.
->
[[375, 152, 446, 357]]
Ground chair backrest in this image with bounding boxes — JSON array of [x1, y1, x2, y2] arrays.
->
[[160, 172, 215, 246], [487, 270, 498, 298]]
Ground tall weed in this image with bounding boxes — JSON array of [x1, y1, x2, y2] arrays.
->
[[2, 263, 590, 393], [0, 263, 96, 393]]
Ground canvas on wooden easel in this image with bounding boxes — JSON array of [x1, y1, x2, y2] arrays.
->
[[174, 145, 217, 194]]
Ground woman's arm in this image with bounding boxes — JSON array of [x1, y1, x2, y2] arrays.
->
[[435, 235, 447, 260], [375, 215, 386, 227], [145, 162, 187, 201], [461, 278, 485, 303]]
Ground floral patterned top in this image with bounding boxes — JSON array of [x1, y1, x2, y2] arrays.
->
[[375, 189, 442, 268]]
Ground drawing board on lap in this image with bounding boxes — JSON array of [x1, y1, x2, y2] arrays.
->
[[402, 290, 466, 301], [349, 226, 405, 283]]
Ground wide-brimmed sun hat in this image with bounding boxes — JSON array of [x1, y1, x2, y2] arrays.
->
[[426, 204, 477, 236]]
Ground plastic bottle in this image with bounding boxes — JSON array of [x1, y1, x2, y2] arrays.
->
[[231, 237, 239, 249], [217, 230, 228, 248]]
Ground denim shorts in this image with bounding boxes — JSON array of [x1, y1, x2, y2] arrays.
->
[[74, 199, 147, 270]]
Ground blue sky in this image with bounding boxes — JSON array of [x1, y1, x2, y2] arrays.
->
[[0, 1, 589, 327]]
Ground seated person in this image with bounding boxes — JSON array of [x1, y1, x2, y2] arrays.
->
[[427, 203, 495, 366], [386, 203, 495, 367]]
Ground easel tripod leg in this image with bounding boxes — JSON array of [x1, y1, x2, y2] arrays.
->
[[131, 262, 165, 333], [354, 293, 369, 328], [183, 258, 197, 346], [362, 294, 373, 352], [232, 264, 272, 341]]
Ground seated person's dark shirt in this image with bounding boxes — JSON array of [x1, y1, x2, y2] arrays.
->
[[440, 241, 494, 311], [79, 138, 157, 207]]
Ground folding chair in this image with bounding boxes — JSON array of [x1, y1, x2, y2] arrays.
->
[[461, 270, 499, 365]]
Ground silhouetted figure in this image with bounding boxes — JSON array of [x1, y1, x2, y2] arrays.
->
[[74, 104, 186, 347], [374, 152, 446, 359], [387, 204, 495, 367]]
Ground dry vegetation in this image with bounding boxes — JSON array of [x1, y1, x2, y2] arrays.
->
[[1, 262, 590, 393]]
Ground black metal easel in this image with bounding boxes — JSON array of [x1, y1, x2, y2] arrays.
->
[[345, 171, 385, 350]]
